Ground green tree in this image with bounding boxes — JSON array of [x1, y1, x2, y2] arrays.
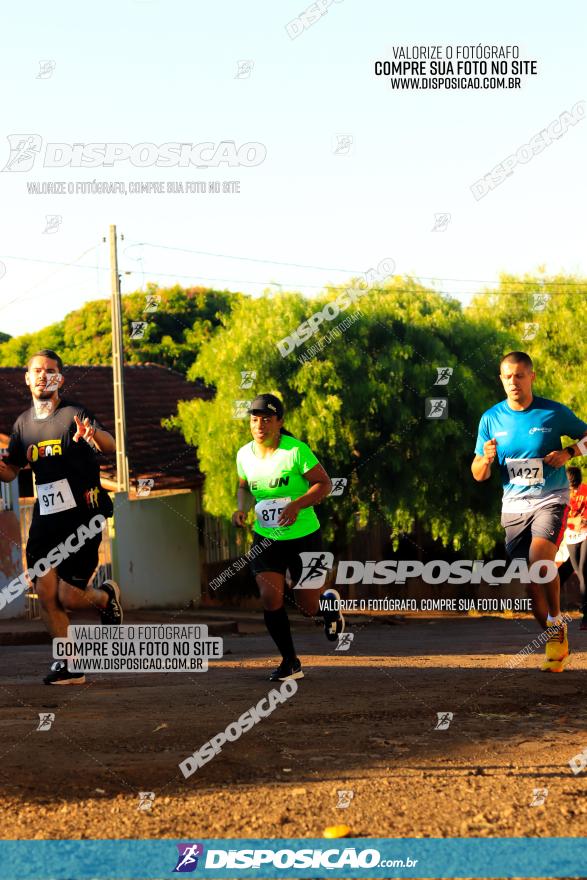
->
[[468, 272, 587, 477], [167, 277, 504, 555], [0, 284, 239, 374]]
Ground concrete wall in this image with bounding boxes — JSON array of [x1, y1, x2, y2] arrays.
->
[[111, 491, 201, 609], [0, 477, 26, 619]]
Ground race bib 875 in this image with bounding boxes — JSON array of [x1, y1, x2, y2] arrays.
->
[[255, 497, 292, 527], [505, 458, 544, 486]]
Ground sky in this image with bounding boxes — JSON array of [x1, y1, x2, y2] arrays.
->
[[0, 0, 585, 336]]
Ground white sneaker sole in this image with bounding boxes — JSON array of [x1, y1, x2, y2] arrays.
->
[[46, 676, 86, 685], [270, 669, 304, 682]]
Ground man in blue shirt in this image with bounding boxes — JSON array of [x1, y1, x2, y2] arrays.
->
[[472, 351, 587, 672]]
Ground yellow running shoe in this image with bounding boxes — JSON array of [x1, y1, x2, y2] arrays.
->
[[541, 621, 569, 673]]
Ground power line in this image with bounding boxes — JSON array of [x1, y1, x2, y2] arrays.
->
[[1, 249, 587, 288], [0, 244, 101, 312], [123, 240, 365, 274]]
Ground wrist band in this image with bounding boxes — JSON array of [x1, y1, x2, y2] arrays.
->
[[576, 437, 587, 456]]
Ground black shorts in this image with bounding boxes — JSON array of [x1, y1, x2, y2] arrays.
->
[[26, 512, 103, 590], [501, 503, 568, 561], [249, 528, 323, 587]]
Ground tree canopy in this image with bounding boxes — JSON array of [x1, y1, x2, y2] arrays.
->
[[0, 284, 240, 375]]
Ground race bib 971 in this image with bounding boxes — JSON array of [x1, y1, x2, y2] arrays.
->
[[505, 458, 544, 487], [37, 478, 77, 515], [255, 497, 292, 527]]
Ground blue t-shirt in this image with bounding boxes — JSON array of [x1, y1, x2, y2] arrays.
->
[[474, 396, 587, 512]]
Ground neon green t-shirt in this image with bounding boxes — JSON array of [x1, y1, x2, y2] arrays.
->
[[236, 434, 321, 540]]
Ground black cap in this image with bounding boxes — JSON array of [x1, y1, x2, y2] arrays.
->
[[248, 393, 284, 419]]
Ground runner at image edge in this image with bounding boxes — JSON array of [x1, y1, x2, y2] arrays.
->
[[471, 351, 587, 672], [0, 350, 123, 685], [565, 466, 587, 630]]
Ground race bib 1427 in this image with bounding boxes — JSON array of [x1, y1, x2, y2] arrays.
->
[[505, 458, 544, 487]]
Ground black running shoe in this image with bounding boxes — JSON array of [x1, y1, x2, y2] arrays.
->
[[320, 588, 345, 642], [100, 579, 123, 625], [269, 657, 304, 682], [43, 660, 85, 686]]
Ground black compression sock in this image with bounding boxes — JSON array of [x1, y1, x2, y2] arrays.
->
[[263, 606, 297, 662]]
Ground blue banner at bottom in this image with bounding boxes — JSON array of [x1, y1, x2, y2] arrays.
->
[[0, 837, 585, 879]]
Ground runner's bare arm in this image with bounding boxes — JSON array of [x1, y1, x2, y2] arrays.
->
[[72, 416, 116, 454], [471, 438, 497, 481], [0, 459, 20, 482], [276, 464, 331, 527], [544, 430, 587, 468], [92, 428, 116, 454], [232, 478, 253, 526], [286, 464, 332, 511]]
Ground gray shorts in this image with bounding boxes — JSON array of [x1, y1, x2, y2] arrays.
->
[[501, 503, 568, 561]]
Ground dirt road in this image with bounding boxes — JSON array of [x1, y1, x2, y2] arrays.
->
[[0, 615, 585, 842]]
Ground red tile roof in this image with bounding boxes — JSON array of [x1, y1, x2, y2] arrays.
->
[[0, 364, 211, 493]]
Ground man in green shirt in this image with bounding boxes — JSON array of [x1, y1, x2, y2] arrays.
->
[[233, 394, 344, 681]]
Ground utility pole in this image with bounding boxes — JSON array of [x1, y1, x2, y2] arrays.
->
[[109, 225, 130, 493]]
